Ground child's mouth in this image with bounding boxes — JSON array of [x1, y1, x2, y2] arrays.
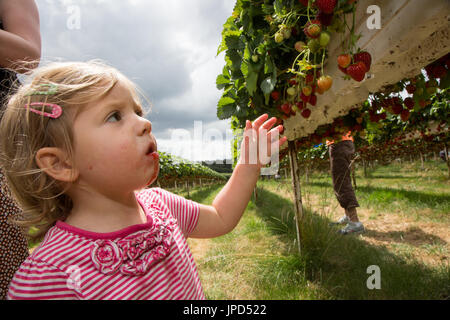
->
[[146, 142, 158, 156]]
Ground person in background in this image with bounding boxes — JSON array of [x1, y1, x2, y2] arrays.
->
[[327, 131, 365, 235], [0, 0, 41, 300]]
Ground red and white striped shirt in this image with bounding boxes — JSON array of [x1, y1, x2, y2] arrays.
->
[[7, 188, 205, 300]]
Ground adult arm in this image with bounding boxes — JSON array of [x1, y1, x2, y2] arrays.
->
[[0, 0, 41, 72]]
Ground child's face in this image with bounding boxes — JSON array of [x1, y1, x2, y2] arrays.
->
[[71, 79, 159, 196]]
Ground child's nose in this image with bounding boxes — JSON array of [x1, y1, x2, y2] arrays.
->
[[140, 118, 152, 136]]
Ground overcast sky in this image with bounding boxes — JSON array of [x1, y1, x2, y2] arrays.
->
[[35, 0, 236, 162]]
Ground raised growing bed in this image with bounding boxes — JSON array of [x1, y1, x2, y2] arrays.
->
[[283, 0, 450, 141]]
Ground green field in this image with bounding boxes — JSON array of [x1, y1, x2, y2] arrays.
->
[[184, 160, 450, 300]]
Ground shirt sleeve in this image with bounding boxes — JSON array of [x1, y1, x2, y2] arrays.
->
[[152, 188, 200, 236], [7, 258, 78, 300]]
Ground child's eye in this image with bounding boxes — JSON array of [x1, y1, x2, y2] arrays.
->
[[107, 111, 122, 122], [135, 109, 144, 117]]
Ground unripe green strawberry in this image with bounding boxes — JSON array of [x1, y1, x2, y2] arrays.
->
[[319, 31, 331, 47], [275, 32, 284, 43], [282, 28, 291, 39], [295, 41, 306, 52], [287, 87, 297, 96], [307, 39, 320, 53]]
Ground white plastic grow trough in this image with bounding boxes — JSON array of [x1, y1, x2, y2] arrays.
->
[[283, 0, 450, 141]]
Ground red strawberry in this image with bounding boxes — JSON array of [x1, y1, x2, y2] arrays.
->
[[305, 73, 315, 84], [432, 65, 447, 79], [425, 64, 435, 79], [392, 103, 403, 115], [404, 97, 414, 110], [316, 12, 334, 26], [300, 92, 310, 103], [347, 61, 367, 82], [309, 94, 317, 106], [299, 0, 309, 7], [296, 101, 305, 110], [353, 51, 372, 71], [271, 91, 280, 101], [304, 20, 322, 39], [301, 108, 311, 119], [315, 0, 337, 14], [288, 77, 298, 86], [400, 109, 410, 121], [338, 65, 348, 74], [281, 103, 291, 115], [405, 84, 416, 94]]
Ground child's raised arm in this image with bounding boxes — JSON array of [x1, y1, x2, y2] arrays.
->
[[190, 114, 288, 238]]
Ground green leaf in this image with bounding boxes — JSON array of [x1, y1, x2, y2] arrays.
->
[[217, 96, 237, 120], [246, 69, 258, 96], [226, 49, 242, 71], [218, 96, 235, 108], [225, 33, 245, 51], [217, 103, 236, 120], [216, 74, 230, 90]]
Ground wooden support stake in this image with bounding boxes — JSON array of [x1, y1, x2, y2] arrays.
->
[[288, 140, 302, 256], [445, 143, 450, 179], [420, 151, 424, 170]]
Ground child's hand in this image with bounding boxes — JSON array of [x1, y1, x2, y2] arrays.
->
[[239, 113, 288, 169]]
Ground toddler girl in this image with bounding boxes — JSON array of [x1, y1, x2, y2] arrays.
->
[[0, 61, 287, 299]]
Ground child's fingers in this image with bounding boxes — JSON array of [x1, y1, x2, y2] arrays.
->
[[279, 136, 288, 147], [245, 120, 252, 130], [267, 125, 284, 143], [251, 113, 269, 131], [261, 117, 278, 132]]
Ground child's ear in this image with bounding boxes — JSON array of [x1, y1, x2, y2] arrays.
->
[[35, 147, 79, 182]]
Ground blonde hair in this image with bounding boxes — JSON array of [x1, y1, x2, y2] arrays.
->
[[0, 60, 148, 241]]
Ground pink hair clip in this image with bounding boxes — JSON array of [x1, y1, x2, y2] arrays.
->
[[25, 102, 63, 119]]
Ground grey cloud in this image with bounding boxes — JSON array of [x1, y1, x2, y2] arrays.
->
[[35, 0, 235, 157]]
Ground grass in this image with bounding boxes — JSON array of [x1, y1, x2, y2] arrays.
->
[[184, 160, 450, 300], [304, 161, 450, 223], [26, 161, 449, 299]]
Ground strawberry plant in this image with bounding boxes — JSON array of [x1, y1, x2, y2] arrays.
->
[[216, 0, 362, 131]]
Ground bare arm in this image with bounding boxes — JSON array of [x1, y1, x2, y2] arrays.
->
[[190, 114, 287, 238], [0, 0, 41, 72]]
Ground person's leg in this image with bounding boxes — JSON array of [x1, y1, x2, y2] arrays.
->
[[330, 141, 363, 233], [345, 206, 359, 222], [330, 141, 359, 210]]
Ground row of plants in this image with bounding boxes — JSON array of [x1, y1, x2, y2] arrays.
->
[[157, 151, 226, 182], [275, 56, 449, 176], [289, 55, 449, 151]]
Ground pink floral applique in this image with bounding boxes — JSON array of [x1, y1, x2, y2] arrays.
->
[[90, 213, 176, 277], [91, 240, 122, 275]]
